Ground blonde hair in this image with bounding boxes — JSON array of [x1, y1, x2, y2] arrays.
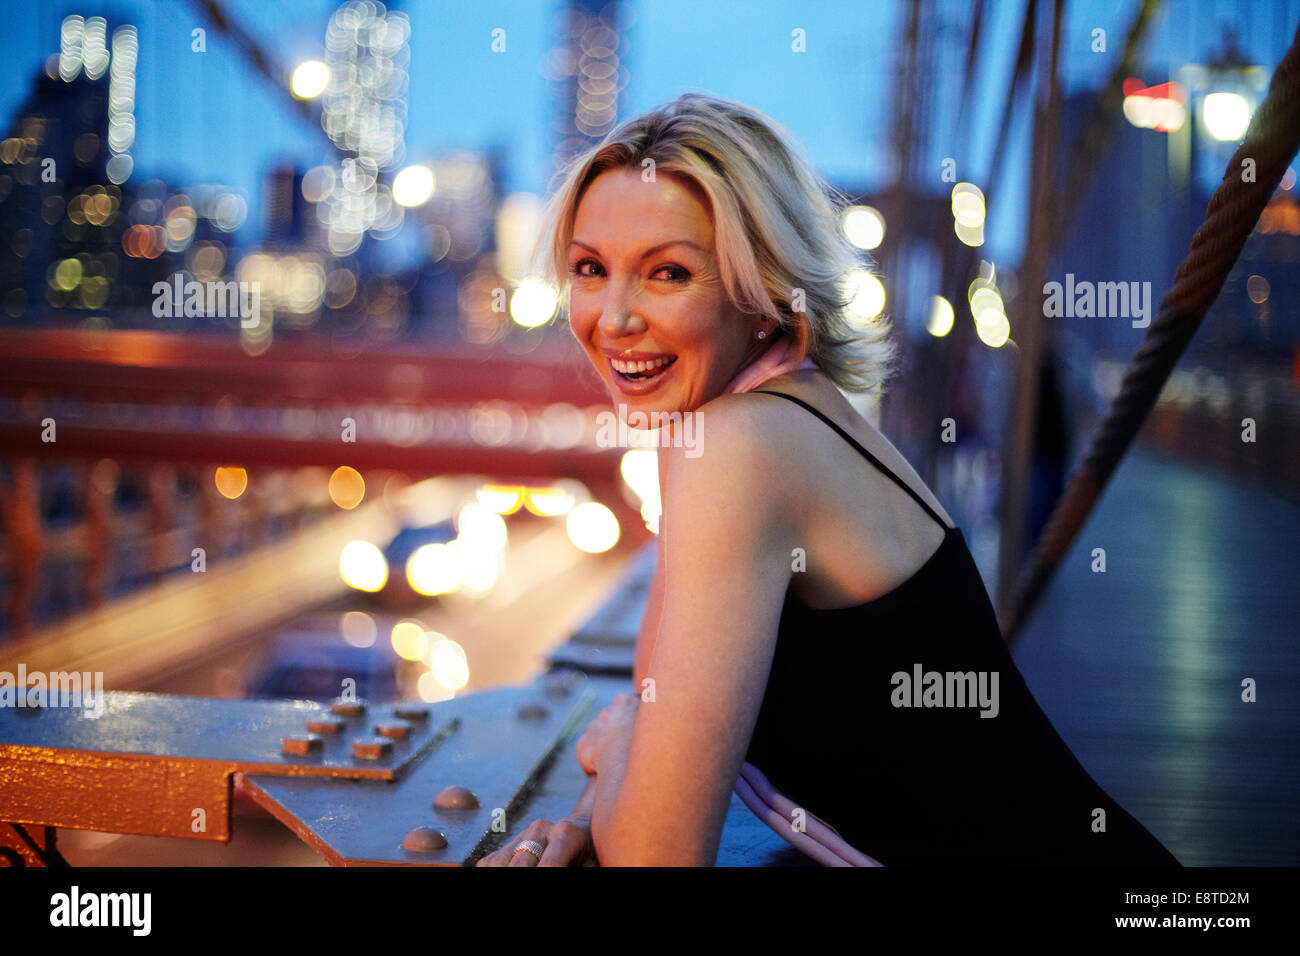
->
[[532, 92, 895, 393]]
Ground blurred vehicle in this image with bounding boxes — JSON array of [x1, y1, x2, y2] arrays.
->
[[377, 519, 458, 606]]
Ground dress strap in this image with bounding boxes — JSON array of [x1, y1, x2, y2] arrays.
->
[[752, 390, 951, 533]]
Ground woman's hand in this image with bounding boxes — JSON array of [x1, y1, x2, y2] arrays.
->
[[574, 693, 639, 775], [474, 814, 596, 867], [476, 694, 638, 867]]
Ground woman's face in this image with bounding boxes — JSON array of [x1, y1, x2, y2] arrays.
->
[[567, 166, 764, 415]]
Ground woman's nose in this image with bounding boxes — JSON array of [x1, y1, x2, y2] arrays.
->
[[597, 283, 648, 338]]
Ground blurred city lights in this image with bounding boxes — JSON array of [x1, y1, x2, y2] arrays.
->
[[301, 165, 335, 202], [509, 277, 558, 328], [842, 205, 885, 250], [320, 3, 412, 252], [496, 193, 545, 281], [968, 268, 1009, 348], [954, 220, 985, 247], [455, 502, 508, 553], [926, 295, 955, 337], [845, 270, 886, 324], [969, 286, 1005, 321], [476, 484, 524, 514], [392, 164, 435, 207], [427, 635, 469, 690], [950, 182, 987, 246], [390, 620, 429, 662], [213, 465, 248, 499], [405, 542, 461, 596], [620, 449, 661, 532], [975, 310, 1011, 348], [340, 611, 377, 648], [566, 502, 620, 553], [81, 18, 108, 80], [339, 540, 388, 592], [951, 183, 986, 227], [53, 258, 82, 291], [328, 466, 365, 509], [213, 193, 248, 232], [290, 60, 330, 99], [107, 25, 136, 181], [59, 16, 84, 82], [417, 670, 455, 703], [522, 485, 577, 517], [1201, 91, 1251, 141], [452, 540, 501, 594], [1121, 78, 1187, 132]]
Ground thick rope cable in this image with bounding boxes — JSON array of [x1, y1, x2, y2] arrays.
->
[[1002, 21, 1300, 643]]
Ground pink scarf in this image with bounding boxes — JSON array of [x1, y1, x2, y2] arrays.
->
[[721, 324, 884, 867], [722, 322, 815, 395]]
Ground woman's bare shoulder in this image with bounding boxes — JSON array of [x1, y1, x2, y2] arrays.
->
[[723, 375, 956, 529], [659, 392, 802, 516]]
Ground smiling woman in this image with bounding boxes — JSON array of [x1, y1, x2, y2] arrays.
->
[[474, 92, 1180, 868], [535, 92, 895, 409]]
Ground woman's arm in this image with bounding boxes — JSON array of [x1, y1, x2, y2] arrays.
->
[[633, 527, 666, 694], [589, 397, 798, 865]]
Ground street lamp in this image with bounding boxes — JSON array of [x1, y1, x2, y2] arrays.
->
[[1181, 29, 1269, 192], [290, 60, 330, 99]]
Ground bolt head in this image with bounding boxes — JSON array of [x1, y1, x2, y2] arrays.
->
[[401, 826, 448, 852], [282, 734, 323, 756], [434, 785, 480, 810], [306, 718, 345, 734], [351, 736, 393, 760], [376, 720, 412, 739], [330, 698, 367, 716]]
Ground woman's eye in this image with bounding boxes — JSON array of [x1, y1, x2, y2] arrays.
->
[[570, 259, 602, 278], [654, 265, 690, 282]]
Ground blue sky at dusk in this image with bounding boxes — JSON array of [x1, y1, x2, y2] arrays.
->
[[0, 0, 1294, 267]]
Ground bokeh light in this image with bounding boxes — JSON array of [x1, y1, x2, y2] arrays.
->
[[213, 465, 248, 499], [566, 502, 620, 553], [328, 466, 365, 509], [842, 205, 885, 250], [339, 540, 387, 592], [510, 277, 558, 328], [926, 295, 955, 337], [392, 165, 435, 207], [1201, 92, 1251, 141], [291, 60, 330, 99]]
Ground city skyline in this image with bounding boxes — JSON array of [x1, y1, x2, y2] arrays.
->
[[0, 0, 1294, 266]]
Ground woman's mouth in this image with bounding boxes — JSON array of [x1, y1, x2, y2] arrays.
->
[[609, 354, 678, 385]]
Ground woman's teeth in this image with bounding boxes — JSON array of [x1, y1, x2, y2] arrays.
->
[[611, 355, 677, 379]]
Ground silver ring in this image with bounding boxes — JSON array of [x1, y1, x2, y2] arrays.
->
[[511, 839, 545, 860]]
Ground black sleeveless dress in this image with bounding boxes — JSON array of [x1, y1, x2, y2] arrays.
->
[[742, 390, 1179, 866]]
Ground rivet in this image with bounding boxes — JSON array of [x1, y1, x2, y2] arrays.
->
[[516, 703, 549, 720], [394, 705, 429, 721], [306, 718, 345, 734], [282, 734, 323, 755], [351, 737, 393, 760], [330, 698, 367, 716], [434, 785, 480, 810], [401, 826, 448, 852], [376, 720, 412, 740]]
